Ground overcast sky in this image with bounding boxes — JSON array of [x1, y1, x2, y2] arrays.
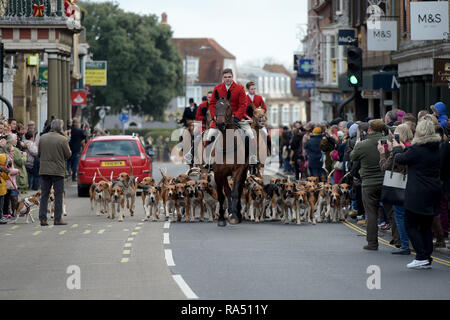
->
[[88, 0, 308, 70]]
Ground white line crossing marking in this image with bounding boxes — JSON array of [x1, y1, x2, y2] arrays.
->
[[10, 226, 19, 230], [71, 224, 79, 228], [124, 243, 132, 248], [121, 258, 129, 263], [59, 230, 66, 235], [98, 229, 105, 234], [131, 232, 138, 235], [172, 275, 198, 299], [127, 237, 134, 242], [48, 225, 54, 229], [134, 226, 141, 230], [123, 250, 131, 255], [164, 249, 175, 267], [83, 230, 91, 234], [163, 233, 170, 245], [33, 231, 41, 236]]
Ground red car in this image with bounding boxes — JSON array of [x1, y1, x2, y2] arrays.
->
[[77, 135, 152, 197]]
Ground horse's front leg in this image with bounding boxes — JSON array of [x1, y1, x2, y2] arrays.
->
[[216, 184, 226, 227]]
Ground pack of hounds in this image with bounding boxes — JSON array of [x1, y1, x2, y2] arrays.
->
[[90, 166, 352, 225]]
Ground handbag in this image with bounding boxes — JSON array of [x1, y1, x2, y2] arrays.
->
[[381, 157, 407, 206]]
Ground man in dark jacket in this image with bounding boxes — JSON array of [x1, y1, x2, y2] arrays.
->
[[351, 119, 385, 251], [38, 119, 72, 226], [180, 98, 198, 127], [67, 119, 86, 182]]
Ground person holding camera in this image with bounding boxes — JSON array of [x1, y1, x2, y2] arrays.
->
[[378, 124, 413, 255]]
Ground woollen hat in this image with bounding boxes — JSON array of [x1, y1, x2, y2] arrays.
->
[[312, 127, 322, 135]]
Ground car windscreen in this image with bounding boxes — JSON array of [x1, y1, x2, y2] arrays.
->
[[86, 140, 140, 157]]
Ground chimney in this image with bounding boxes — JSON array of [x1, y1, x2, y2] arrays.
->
[[161, 12, 168, 25]]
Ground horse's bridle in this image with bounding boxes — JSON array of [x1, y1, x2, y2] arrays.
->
[[215, 98, 232, 130]]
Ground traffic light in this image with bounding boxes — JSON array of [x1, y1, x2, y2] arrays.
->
[[0, 43, 4, 83], [347, 47, 362, 88]]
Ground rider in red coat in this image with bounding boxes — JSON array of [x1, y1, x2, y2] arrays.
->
[[195, 91, 212, 132], [246, 81, 266, 112], [208, 69, 250, 129]]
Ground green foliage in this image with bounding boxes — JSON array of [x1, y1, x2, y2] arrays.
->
[[80, 1, 184, 120]]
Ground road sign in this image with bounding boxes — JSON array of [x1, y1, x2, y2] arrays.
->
[[295, 76, 315, 89], [99, 109, 106, 119], [119, 113, 129, 123], [85, 61, 107, 86]]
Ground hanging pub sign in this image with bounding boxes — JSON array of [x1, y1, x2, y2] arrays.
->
[[433, 58, 450, 86], [367, 21, 397, 51], [410, 1, 449, 41]]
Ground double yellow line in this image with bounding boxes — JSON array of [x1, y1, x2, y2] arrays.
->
[[342, 221, 450, 267]]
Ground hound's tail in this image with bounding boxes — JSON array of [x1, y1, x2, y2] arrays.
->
[[128, 155, 133, 177]]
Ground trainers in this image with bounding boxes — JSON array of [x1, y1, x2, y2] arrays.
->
[[0, 217, 8, 224], [54, 220, 68, 226], [407, 259, 431, 269], [380, 223, 391, 231], [378, 221, 386, 228], [4, 214, 12, 219]]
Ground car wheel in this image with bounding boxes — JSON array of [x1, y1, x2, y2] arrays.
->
[[78, 184, 89, 197]]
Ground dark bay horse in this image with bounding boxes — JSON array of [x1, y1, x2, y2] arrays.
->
[[212, 90, 249, 226]]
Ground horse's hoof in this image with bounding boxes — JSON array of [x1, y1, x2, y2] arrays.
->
[[217, 219, 227, 227]]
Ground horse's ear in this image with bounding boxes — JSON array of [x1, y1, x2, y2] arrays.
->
[[214, 90, 220, 100], [226, 90, 231, 101]]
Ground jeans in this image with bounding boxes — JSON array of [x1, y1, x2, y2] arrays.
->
[[27, 168, 40, 191], [67, 151, 80, 180], [39, 175, 64, 222], [0, 196, 4, 219], [405, 210, 434, 261], [393, 205, 409, 249]]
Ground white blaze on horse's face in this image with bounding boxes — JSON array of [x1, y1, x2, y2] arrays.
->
[[222, 73, 233, 87]]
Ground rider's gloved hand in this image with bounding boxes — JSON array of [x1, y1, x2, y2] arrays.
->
[[233, 117, 240, 124]]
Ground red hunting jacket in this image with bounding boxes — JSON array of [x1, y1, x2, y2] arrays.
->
[[209, 82, 248, 128], [195, 101, 209, 131], [246, 94, 267, 112]]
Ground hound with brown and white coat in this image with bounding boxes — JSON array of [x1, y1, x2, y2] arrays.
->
[[117, 172, 138, 217], [110, 181, 126, 221], [143, 186, 162, 222], [185, 180, 204, 222], [49, 188, 67, 219], [280, 181, 296, 224], [13, 192, 41, 224], [198, 176, 219, 222], [316, 183, 332, 223], [294, 190, 309, 225], [89, 172, 112, 216], [249, 183, 266, 223]]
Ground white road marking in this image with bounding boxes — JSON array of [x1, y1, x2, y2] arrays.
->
[[163, 233, 170, 245], [33, 231, 41, 236], [59, 230, 66, 235], [10, 226, 19, 230], [164, 249, 175, 266], [124, 243, 132, 248], [98, 229, 105, 234], [71, 224, 79, 228], [123, 250, 131, 255], [121, 258, 129, 263], [83, 230, 91, 234], [172, 275, 198, 299]]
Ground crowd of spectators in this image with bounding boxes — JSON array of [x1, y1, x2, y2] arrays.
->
[[278, 101, 450, 267]]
